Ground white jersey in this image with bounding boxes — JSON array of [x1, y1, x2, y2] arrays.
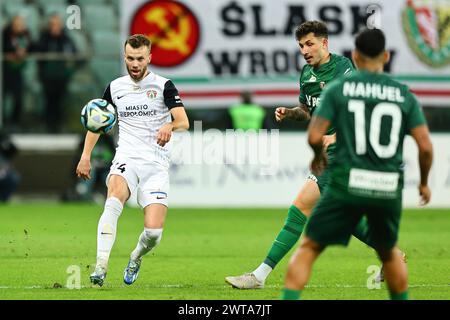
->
[[103, 71, 184, 168]]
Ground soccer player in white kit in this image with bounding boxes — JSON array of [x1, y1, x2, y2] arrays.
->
[[76, 34, 189, 286]]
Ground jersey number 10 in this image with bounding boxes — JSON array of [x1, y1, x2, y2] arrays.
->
[[348, 100, 402, 159]]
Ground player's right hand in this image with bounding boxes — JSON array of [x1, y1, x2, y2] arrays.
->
[[275, 107, 287, 122], [418, 184, 431, 206], [76, 159, 91, 180]]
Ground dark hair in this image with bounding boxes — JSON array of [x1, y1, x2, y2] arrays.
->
[[355, 28, 385, 58], [295, 21, 328, 41], [124, 34, 151, 50]]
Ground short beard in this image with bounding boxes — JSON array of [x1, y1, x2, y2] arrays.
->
[[127, 66, 148, 81]]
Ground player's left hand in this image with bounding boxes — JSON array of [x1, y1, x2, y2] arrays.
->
[[310, 153, 327, 176], [322, 134, 336, 151], [157, 123, 174, 147]]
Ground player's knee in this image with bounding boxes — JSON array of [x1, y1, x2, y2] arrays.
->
[[143, 228, 163, 247], [107, 177, 129, 202], [300, 237, 323, 253]]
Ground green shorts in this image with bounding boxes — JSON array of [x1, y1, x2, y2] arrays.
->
[[308, 169, 330, 194], [305, 189, 402, 250]]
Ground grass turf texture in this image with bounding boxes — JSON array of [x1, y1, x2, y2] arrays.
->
[[0, 204, 448, 300]]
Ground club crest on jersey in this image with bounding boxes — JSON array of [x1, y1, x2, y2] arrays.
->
[[320, 81, 326, 89], [147, 90, 157, 99], [308, 75, 317, 82], [402, 0, 450, 67]]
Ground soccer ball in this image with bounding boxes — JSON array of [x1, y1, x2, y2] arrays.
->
[[80, 99, 116, 134]]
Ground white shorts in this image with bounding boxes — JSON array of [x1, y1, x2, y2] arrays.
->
[[307, 174, 318, 183], [106, 157, 169, 208]]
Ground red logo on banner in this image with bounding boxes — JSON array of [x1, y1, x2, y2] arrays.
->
[[130, 0, 200, 67]]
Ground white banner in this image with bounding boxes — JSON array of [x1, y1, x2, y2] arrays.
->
[[161, 132, 450, 208], [121, 0, 450, 107]]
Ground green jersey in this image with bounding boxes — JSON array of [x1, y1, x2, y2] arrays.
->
[[315, 70, 427, 201], [299, 53, 354, 118], [299, 54, 354, 161], [229, 103, 266, 130]]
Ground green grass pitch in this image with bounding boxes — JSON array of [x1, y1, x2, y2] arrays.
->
[[0, 204, 448, 300]]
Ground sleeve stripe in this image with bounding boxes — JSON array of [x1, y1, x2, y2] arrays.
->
[[164, 80, 184, 109], [102, 83, 116, 108]]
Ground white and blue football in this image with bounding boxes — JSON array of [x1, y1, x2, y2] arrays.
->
[[80, 99, 116, 134]]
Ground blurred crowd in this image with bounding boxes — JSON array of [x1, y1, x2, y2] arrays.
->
[[1, 0, 121, 135], [3, 13, 77, 133], [1, 0, 121, 202]]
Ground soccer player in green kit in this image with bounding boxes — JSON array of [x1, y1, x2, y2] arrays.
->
[[225, 21, 401, 289], [281, 28, 433, 300]]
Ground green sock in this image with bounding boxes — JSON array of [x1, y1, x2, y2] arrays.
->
[[281, 288, 301, 300], [264, 205, 307, 268], [390, 291, 408, 300], [352, 217, 373, 248]]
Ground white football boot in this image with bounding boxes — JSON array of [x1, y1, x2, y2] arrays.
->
[[225, 273, 264, 289]]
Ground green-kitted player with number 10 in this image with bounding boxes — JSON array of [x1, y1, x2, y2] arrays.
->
[[282, 28, 433, 300], [226, 20, 403, 290]]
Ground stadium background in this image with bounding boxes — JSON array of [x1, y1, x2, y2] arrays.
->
[[0, 0, 449, 300]]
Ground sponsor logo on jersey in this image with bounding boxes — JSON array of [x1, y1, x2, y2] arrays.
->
[[125, 104, 149, 111], [119, 104, 157, 117], [130, 0, 200, 67], [306, 95, 321, 108], [402, 0, 450, 67]]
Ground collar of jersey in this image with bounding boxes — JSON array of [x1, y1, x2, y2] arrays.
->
[[311, 53, 335, 73]]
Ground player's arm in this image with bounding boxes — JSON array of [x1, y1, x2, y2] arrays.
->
[[317, 57, 353, 149], [322, 133, 336, 151], [157, 107, 189, 147], [157, 80, 190, 147], [275, 103, 310, 122], [275, 67, 311, 122], [76, 83, 113, 179], [170, 107, 189, 131], [410, 125, 433, 205], [76, 131, 100, 180], [308, 115, 331, 176], [307, 81, 338, 175]]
